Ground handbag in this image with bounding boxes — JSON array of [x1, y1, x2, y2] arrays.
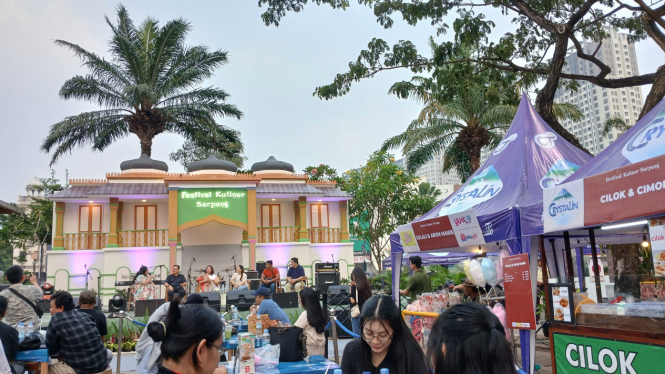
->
[[268, 326, 307, 362], [18, 333, 43, 351], [351, 286, 360, 318], [8, 288, 44, 318]]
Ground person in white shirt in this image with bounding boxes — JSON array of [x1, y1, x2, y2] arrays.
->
[[294, 288, 327, 357], [198, 265, 219, 292], [230, 265, 248, 290]]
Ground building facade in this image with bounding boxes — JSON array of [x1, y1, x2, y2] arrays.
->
[[47, 155, 354, 303], [554, 28, 644, 154]]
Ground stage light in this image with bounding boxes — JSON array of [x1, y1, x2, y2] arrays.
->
[[271, 199, 275, 201], [642, 234, 649, 247], [478, 245, 482, 253], [142, 199, 147, 202], [601, 220, 648, 230], [89, 201, 93, 203]]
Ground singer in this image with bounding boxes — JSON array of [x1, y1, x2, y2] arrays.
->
[[133, 266, 156, 300], [164, 265, 187, 301]]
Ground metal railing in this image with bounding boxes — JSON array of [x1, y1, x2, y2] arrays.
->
[[63, 233, 108, 250], [257, 226, 299, 243], [309, 228, 341, 243], [118, 229, 168, 247]]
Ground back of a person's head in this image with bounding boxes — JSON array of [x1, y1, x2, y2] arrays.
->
[[0, 296, 7, 316], [360, 295, 423, 374], [6, 265, 24, 284], [147, 300, 223, 370], [300, 288, 326, 333], [351, 268, 372, 300], [410, 256, 422, 269], [52, 291, 76, 312], [428, 303, 516, 374]]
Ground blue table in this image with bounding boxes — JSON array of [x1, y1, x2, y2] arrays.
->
[[226, 356, 339, 374], [16, 349, 49, 363], [224, 338, 238, 350]]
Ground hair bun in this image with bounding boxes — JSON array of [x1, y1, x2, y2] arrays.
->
[[147, 321, 166, 342]]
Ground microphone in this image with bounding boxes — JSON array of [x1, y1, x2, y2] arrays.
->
[[231, 255, 236, 259], [193, 257, 197, 262]]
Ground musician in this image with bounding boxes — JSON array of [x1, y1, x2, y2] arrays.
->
[[284, 257, 307, 293], [198, 265, 220, 292], [164, 265, 187, 301], [230, 265, 248, 290], [133, 266, 156, 300], [259, 260, 280, 294]]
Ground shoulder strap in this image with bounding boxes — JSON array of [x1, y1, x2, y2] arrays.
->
[[8, 288, 38, 309]]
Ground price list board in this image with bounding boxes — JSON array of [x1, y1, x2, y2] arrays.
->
[[503, 254, 536, 330]]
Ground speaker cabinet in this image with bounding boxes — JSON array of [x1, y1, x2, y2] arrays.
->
[[256, 262, 266, 276], [332, 308, 353, 339], [192, 292, 221, 312], [249, 280, 261, 290], [135, 299, 166, 317], [316, 272, 340, 298], [226, 290, 255, 311], [273, 292, 299, 308], [327, 285, 350, 306], [245, 271, 259, 280]]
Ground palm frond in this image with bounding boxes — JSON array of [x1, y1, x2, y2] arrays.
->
[[601, 116, 631, 137], [149, 18, 191, 86], [442, 143, 472, 182], [552, 102, 584, 122], [405, 140, 449, 174], [59, 75, 129, 108]]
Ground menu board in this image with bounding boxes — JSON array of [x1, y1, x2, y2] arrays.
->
[[503, 254, 536, 330], [650, 224, 665, 277], [548, 283, 575, 324]]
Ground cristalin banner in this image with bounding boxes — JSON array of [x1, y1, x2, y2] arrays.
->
[[544, 153, 665, 232], [397, 209, 485, 252]]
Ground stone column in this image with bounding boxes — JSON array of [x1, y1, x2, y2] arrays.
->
[[53, 202, 66, 250], [107, 198, 120, 247], [340, 200, 350, 242], [168, 187, 179, 268], [298, 196, 309, 242], [247, 187, 257, 270]]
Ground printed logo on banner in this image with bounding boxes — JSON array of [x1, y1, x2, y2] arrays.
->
[[397, 224, 421, 252], [534, 132, 558, 148], [439, 166, 503, 215], [483, 222, 494, 236], [492, 134, 517, 155], [540, 159, 582, 189], [447, 209, 482, 230], [454, 227, 486, 246], [622, 109, 665, 164], [543, 179, 585, 233]]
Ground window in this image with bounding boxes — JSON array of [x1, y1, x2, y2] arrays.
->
[[310, 204, 329, 228], [609, 133, 614, 139], [603, 92, 607, 97], [631, 92, 635, 97], [622, 91, 626, 95], [595, 103, 598, 108], [79, 205, 102, 233], [624, 105, 628, 109], [618, 64, 622, 68], [596, 109, 599, 115], [600, 144, 605, 150], [623, 98, 627, 102], [134, 205, 157, 230], [604, 99, 608, 104], [616, 57, 620, 61]]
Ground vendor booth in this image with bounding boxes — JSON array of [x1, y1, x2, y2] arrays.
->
[[390, 95, 593, 373], [543, 99, 665, 374]]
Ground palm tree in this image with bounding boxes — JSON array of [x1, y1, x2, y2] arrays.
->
[[41, 6, 243, 165], [417, 182, 442, 201], [600, 116, 632, 138], [382, 81, 583, 182]]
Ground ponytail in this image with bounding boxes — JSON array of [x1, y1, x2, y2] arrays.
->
[[147, 299, 181, 342]]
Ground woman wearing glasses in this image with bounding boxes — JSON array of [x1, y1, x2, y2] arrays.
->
[[341, 295, 427, 374], [147, 299, 227, 374]]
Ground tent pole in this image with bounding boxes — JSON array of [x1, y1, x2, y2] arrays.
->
[[538, 235, 550, 323], [563, 231, 575, 285], [589, 228, 603, 303]]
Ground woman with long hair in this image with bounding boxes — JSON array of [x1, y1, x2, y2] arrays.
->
[[134, 266, 156, 300], [427, 303, 517, 374], [198, 266, 219, 292], [294, 288, 327, 357], [230, 265, 248, 290], [147, 299, 225, 374], [341, 295, 427, 374], [349, 267, 372, 335]]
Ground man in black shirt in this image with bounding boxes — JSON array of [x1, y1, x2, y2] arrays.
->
[[164, 265, 187, 301], [77, 290, 107, 342], [0, 296, 19, 374]]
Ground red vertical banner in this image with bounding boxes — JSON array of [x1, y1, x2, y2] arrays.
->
[[503, 254, 536, 330]]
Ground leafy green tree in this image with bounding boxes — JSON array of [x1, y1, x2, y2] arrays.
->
[[303, 164, 346, 188], [345, 151, 437, 271], [417, 182, 443, 202], [169, 129, 247, 171], [42, 5, 243, 165], [258, 0, 665, 151]]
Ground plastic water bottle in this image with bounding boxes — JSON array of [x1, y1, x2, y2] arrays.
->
[[232, 306, 239, 323], [256, 314, 263, 336], [17, 322, 25, 342], [28, 322, 34, 333], [380, 369, 389, 374], [262, 332, 271, 347]]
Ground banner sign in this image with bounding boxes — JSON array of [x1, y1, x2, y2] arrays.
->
[[544, 154, 665, 232], [397, 209, 486, 252], [503, 254, 536, 330], [650, 224, 665, 277], [553, 333, 665, 374], [177, 188, 248, 227]]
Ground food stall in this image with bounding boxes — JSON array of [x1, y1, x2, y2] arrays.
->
[[542, 99, 665, 373], [390, 95, 593, 373]]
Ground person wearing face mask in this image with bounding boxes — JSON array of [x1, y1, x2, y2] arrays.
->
[[427, 303, 518, 374], [147, 299, 227, 374], [341, 295, 427, 374]]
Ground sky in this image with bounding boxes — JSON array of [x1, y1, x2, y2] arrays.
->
[[0, 1, 661, 201]]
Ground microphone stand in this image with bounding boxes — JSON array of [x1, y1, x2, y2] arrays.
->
[[84, 265, 93, 290], [187, 256, 196, 295]]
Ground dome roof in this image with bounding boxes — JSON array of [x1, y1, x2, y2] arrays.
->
[[187, 155, 238, 174], [120, 154, 168, 172], [251, 156, 295, 173]]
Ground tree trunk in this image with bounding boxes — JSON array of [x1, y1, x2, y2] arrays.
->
[[639, 65, 665, 119], [140, 137, 153, 157], [610, 244, 642, 298], [535, 35, 590, 154]]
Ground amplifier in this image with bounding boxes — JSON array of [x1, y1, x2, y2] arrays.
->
[[273, 292, 299, 309], [73, 297, 102, 311], [245, 271, 259, 280], [192, 292, 221, 312], [226, 290, 255, 311], [316, 272, 339, 298], [315, 263, 340, 273], [135, 299, 165, 317]]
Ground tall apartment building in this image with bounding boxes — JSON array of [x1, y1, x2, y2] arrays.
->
[[397, 153, 462, 185], [554, 28, 644, 155]]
